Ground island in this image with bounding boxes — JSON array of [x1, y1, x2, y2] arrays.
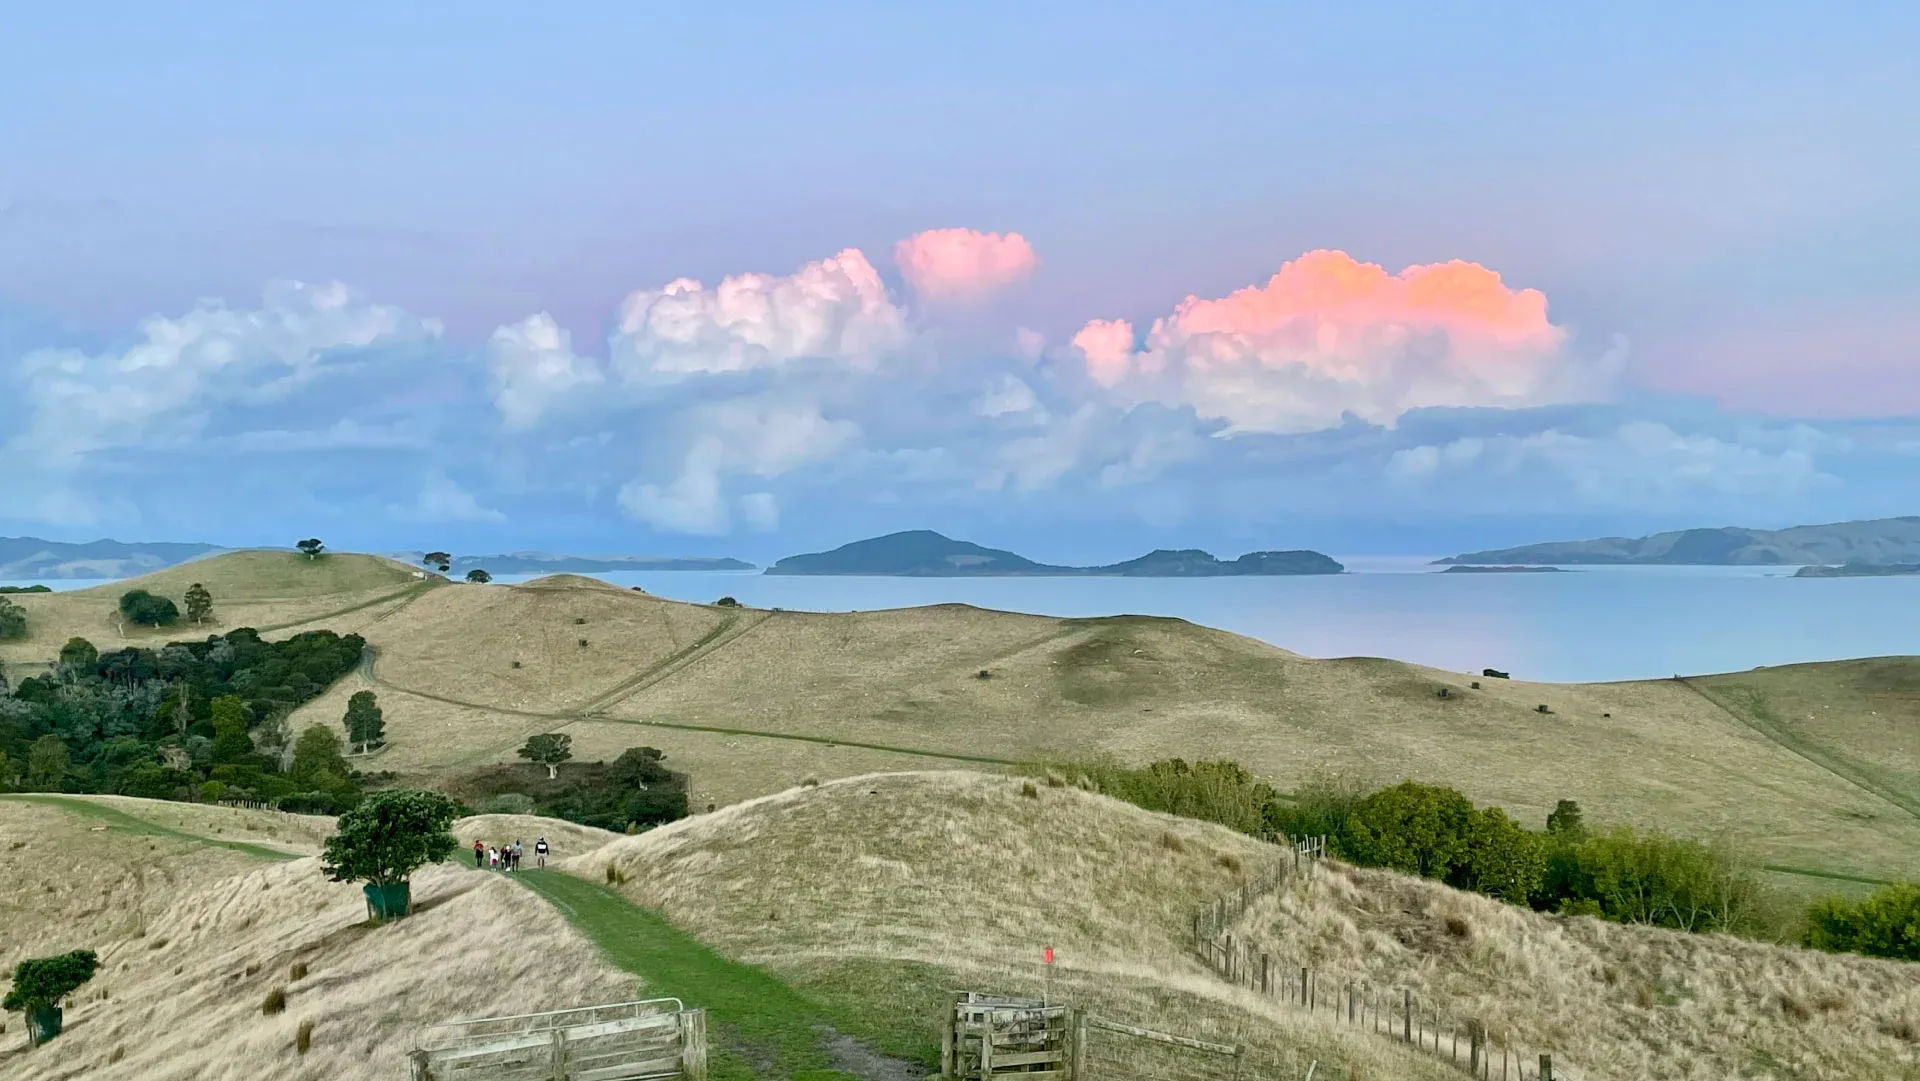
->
[[1438, 516, 1920, 566], [1793, 562, 1920, 578], [765, 531, 1343, 577], [1439, 565, 1567, 574]]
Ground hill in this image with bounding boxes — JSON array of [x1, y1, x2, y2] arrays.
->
[[576, 771, 1920, 1081], [1440, 515, 1920, 565], [390, 550, 756, 574], [768, 530, 1343, 576], [7, 549, 1920, 890], [0, 536, 222, 581], [1795, 561, 1920, 578]]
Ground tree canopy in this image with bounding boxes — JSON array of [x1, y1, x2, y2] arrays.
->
[[118, 589, 180, 627], [321, 789, 461, 887], [518, 732, 572, 778], [0, 597, 26, 641], [3, 950, 98, 1012], [296, 538, 325, 559], [465, 568, 492, 584], [422, 551, 452, 573], [344, 690, 385, 753], [184, 583, 214, 625]]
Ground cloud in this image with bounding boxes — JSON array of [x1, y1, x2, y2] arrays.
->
[[617, 399, 856, 534], [4, 281, 440, 465], [610, 248, 909, 380], [894, 228, 1038, 301], [488, 313, 605, 430], [1073, 249, 1612, 433], [401, 471, 507, 523]]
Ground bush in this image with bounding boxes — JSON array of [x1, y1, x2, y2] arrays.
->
[[118, 589, 179, 627], [1049, 758, 1274, 835], [481, 793, 536, 815], [1551, 827, 1762, 933], [1342, 781, 1479, 880], [0, 597, 26, 641], [262, 987, 287, 1015], [1263, 772, 1368, 843], [1805, 883, 1920, 961], [713, 596, 739, 607], [320, 789, 462, 891], [4, 950, 99, 1012]]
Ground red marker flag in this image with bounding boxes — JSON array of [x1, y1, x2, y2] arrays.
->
[[1043, 946, 1054, 964]]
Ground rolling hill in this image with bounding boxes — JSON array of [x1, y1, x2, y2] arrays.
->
[[1441, 515, 1920, 565], [4, 549, 1920, 891], [767, 530, 1343, 576], [0, 536, 222, 581]]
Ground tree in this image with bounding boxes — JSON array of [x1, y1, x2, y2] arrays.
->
[[118, 589, 180, 627], [26, 735, 68, 791], [184, 583, 214, 625], [1341, 781, 1478, 880], [58, 637, 98, 672], [1546, 799, 1586, 839], [518, 732, 573, 778], [210, 695, 254, 764], [0, 596, 25, 641], [465, 568, 492, 584], [290, 725, 352, 792], [1460, 807, 1545, 904], [297, 538, 325, 560], [1805, 882, 1920, 961], [320, 789, 461, 912], [422, 552, 452, 573], [5, 949, 98, 1044], [344, 690, 385, 753]]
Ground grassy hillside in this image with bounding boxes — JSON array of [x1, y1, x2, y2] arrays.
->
[[8, 549, 1920, 887]]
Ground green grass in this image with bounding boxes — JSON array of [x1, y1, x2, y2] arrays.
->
[[515, 868, 899, 1081], [0, 794, 301, 861]]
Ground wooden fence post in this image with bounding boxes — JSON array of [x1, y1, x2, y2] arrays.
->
[[1539, 1053, 1552, 1081], [979, 1010, 993, 1079], [1470, 1027, 1482, 1074], [550, 1029, 567, 1079], [941, 996, 957, 1079], [681, 1009, 708, 1081], [407, 1049, 431, 1081], [1347, 987, 1356, 1024], [1403, 991, 1412, 1043], [1070, 1010, 1088, 1081], [1260, 954, 1270, 995]]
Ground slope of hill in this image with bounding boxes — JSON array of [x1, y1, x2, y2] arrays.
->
[[572, 770, 1920, 1081], [390, 551, 756, 574], [0, 536, 222, 580], [768, 530, 1344, 576], [1441, 515, 1920, 565]]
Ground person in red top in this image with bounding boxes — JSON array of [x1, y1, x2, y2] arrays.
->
[[473, 839, 486, 869]]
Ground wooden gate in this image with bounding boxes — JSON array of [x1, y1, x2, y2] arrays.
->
[[409, 998, 707, 1081], [941, 993, 1081, 1080]]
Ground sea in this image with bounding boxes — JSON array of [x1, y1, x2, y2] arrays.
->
[[10, 560, 1918, 684]]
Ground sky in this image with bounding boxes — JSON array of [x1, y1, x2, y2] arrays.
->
[[2, 2, 1917, 563]]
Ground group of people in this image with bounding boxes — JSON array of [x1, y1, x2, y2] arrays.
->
[[473, 836, 550, 872]]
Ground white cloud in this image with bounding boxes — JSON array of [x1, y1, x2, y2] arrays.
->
[[610, 249, 909, 381], [5, 281, 439, 465], [974, 375, 1043, 419], [401, 472, 507, 523], [738, 491, 780, 532], [488, 313, 605, 430], [617, 399, 856, 534]]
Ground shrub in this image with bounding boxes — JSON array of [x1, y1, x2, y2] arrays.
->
[[320, 790, 462, 894], [262, 987, 287, 1015], [481, 793, 536, 815], [1460, 807, 1545, 903], [118, 589, 180, 627], [3, 949, 99, 1013], [1555, 827, 1762, 933], [713, 596, 739, 607], [0, 597, 26, 641], [1342, 781, 1479, 880], [573, 616, 587, 624], [1020, 780, 1039, 799], [296, 1019, 313, 1055], [1263, 771, 1368, 844], [1051, 758, 1274, 835], [289, 961, 308, 981], [1804, 882, 1920, 961]]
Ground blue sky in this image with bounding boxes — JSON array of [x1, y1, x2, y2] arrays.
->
[[2, 3, 1917, 562]]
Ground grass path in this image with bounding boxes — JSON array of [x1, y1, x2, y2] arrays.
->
[[0, 793, 302, 861], [255, 578, 443, 634], [515, 868, 911, 1081]]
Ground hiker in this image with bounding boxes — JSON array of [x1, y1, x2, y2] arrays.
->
[[473, 839, 485, 869], [488, 846, 499, 870], [512, 839, 524, 870], [535, 837, 549, 868]]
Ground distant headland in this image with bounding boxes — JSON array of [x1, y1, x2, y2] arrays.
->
[[765, 530, 1343, 577]]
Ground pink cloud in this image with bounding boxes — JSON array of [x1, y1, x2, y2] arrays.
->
[[894, 228, 1038, 300], [1072, 249, 1598, 432]]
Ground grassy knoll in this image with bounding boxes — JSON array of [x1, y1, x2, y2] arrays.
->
[[0, 794, 313, 861]]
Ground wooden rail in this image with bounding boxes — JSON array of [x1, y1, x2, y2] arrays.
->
[[411, 999, 706, 1081]]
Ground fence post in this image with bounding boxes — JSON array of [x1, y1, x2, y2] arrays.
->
[[1403, 991, 1412, 1043], [407, 1050, 431, 1081], [681, 1010, 708, 1081], [1070, 1009, 1088, 1081], [941, 996, 957, 1079], [550, 1029, 567, 1079], [1260, 954, 1270, 995], [1470, 1026, 1482, 1074], [1300, 967, 1308, 1007], [1347, 987, 1356, 1024]]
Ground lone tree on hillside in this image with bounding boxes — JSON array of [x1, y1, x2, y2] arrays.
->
[[297, 538, 326, 560], [58, 637, 98, 671], [0, 596, 25, 641], [321, 789, 461, 921], [465, 568, 492, 584], [518, 732, 573, 778], [118, 589, 180, 627], [183, 582, 214, 625], [422, 551, 452, 573], [1546, 799, 1586, 839], [344, 690, 385, 754], [4, 949, 98, 1045]]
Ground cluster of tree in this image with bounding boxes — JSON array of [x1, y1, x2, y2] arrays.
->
[[0, 627, 366, 811], [113, 583, 215, 629], [1803, 883, 1920, 961], [0, 596, 26, 640], [420, 550, 491, 584], [450, 734, 689, 831], [0, 584, 53, 594]]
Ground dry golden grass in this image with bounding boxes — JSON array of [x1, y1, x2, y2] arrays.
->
[[1238, 860, 1920, 1080], [0, 860, 633, 1079], [10, 552, 1920, 886], [569, 770, 1478, 1080]]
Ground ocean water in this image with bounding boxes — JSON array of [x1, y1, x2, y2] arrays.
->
[[10, 563, 1916, 683]]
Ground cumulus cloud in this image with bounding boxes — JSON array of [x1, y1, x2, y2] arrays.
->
[[488, 313, 605, 430], [610, 249, 909, 380], [5, 281, 440, 465], [894, 228, 1038, 301], [401, 471, 507, 523], [617, 399, 857, 534], [1073, 249, 1612, 433]]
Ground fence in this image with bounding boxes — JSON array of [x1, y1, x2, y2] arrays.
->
[[1193, 840, 1577, 1081], [941, 992, 1243, 1081], [409, 998, 707, 1081]]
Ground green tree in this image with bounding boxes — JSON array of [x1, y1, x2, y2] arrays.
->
[[320, 789, 461, 906], [289, 725, 355, 800], [1805, 882, 1920, 961], [117, 589, 180, 627], [0, 749, 12, 791], [0, 596, 25, 640], [184, 583, 214, 625], [518, 732, 573, 778], [1341, 781, 1478, 880], [210, 695, 254, 764], [26, 735, 69, 791], [297, 538, 326, 560], [4, 949, 98, 1044], [344, 690, 385, 753], [465, 568, 492, 584], [1461, 807, 1546, 903], [422, 552, 452, 573], [1546, 799, 1586, 839], [58, 637, 98, 671]]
